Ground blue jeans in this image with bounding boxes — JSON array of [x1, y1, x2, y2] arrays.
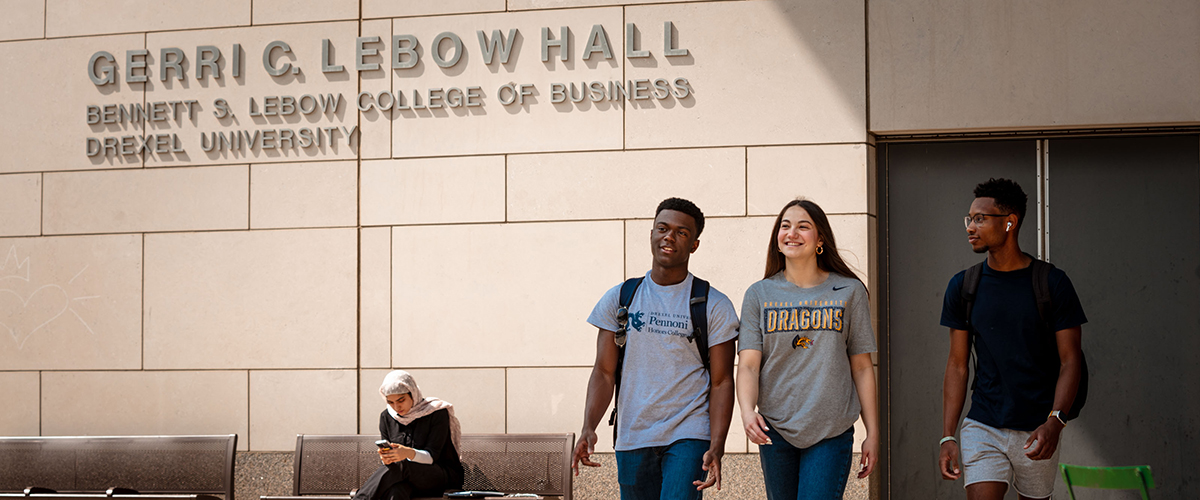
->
[[758, 426, 854, 500], [615, 438, 709, 500]]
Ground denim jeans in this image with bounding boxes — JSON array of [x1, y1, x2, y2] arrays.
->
[[758, 426, 854, 500], [615, 438, 709, 500]]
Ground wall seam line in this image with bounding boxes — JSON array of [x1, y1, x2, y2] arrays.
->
[[141, 234, 145, 371], [38, 371, 43, 435], [356, 9, 364, 425]]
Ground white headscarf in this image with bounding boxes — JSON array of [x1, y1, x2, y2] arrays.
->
[[379, 370, 462, 452]]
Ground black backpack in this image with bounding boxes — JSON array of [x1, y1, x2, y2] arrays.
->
[[960, 254, 1088, 420], [608, 276, 711, 442]]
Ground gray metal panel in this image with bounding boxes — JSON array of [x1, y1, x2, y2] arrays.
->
[[884, 140, 1037, 499], [0, 435, 236, 500], [1047, 135, 1200, 499]]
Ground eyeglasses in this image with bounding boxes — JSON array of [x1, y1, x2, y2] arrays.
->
[[964, 213, 1011, 228]]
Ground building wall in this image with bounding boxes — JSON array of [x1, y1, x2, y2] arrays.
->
[[0, 0, 874, 458], [869, 0, 1200, 133]]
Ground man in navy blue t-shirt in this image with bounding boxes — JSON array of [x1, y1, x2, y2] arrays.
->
[[938, 178, 1087, 500]]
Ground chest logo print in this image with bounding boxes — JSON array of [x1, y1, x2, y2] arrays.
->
[[629, 311, 645, 332], [763, 301, 846, 334], [792, 335, 814, 349]]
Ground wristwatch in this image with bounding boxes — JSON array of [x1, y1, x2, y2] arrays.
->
[[1048, 410, 1067, 427]]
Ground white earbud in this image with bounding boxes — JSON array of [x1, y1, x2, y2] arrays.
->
[[1006, 222, 1012, 232]]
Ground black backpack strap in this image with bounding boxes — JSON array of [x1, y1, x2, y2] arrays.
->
[[1024, 255, 1087, 419], [961, 261, 985, 328], [689, 277, 711, 372], [960, 261, 986, 390], [608, 277, 643, 441], [1026, 254, 1054, 327]]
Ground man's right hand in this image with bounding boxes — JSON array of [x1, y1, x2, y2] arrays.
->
[[939, 441, 961, 480], [571, 430, 601, 476]]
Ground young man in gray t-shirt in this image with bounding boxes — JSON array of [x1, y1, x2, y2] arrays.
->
[[572, 198, 739, 500]]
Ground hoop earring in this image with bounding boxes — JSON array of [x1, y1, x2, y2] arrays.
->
[[816, 246, 824, 255]]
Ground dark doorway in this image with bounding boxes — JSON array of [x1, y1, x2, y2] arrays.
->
[[881, 135, 1200, 499]]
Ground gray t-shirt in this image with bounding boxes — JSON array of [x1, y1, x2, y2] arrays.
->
[[739, 272, 876, 449], [588, 272, 740, 451]]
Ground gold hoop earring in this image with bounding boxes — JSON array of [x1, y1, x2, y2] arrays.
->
[[816, 246, 824, 255]]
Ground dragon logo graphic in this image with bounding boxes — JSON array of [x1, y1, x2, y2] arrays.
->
[[792, 335, 814, 349], [629, 311, 645, 332]]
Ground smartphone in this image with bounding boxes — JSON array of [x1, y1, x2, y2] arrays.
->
[[375, 439, 392, 450]]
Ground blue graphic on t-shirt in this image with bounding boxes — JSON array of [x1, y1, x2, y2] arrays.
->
[[629, 311, 645, 332]]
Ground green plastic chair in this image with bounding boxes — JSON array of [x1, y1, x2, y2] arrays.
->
[[1059, 463, 1155, 499]]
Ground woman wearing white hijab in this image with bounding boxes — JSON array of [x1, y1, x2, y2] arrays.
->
[[353, 370, 464, 500]]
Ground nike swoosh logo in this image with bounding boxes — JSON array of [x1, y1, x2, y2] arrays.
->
[[832, 286, 848, 291]]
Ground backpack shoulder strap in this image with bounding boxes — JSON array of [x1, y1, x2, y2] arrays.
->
[[689, 277, 711, 372], [1025, 254, 1054, 327], [960, 261, 986, 390], [608, 277, 644, 441], [619, 277, 643, 309], [960, 261, 986, 328]]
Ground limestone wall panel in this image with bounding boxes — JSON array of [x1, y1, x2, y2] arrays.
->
[[250, 161, 357, 229], [392, 221, 622, 367], [389, 9, 624, 157], [624, 1, 866, 148], [143, 228, 357, 369], [41, 370, 250, 450], [360, 228, 391, 368], [45, 0, 250, 38], [0, 174, 41, 237], [359, 368, 506, 435], [0, 234, 142, 370], [508, 0, 705, 10], [506, 367, 613, 450], [0, 0, 44, 41], [829, 214, 871, 286], [143, 22, 360, 167], [359, 20, 393, 160], [870, 0, 1200, 132], [624, 217, 774, 315], [250, 370, 357, 451], [43, 166, 249, 235], [361, 157, 505, 226], [0, 35, 144, 174], [747, 144, 870, 217], [0, 372, 40, 435], [363, 0, 504, 19], [253, 0, 358, 26], [507, 148, 745, 222]]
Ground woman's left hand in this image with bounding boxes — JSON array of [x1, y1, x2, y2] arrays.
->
[[857, 433, 878, 479]]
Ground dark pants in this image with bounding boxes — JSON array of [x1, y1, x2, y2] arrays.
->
[[758, 426, 854, 500], [354, 461, 448, 500], [614, 438, 709, 500]]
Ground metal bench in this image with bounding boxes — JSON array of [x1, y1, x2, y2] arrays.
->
[[0, 435, 238, 500], [263, 433, 574, 500]]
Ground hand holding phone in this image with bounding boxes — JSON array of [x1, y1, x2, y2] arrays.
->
[[376, 440, 402, 464]]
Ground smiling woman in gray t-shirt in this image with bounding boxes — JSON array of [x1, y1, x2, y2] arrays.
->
[[736, 199, 879, 500]]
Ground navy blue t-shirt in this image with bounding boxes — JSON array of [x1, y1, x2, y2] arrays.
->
[[941, 261, 1087, 431]]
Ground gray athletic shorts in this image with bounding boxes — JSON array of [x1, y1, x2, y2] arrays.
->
[[960, 417, 1059, 499]]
